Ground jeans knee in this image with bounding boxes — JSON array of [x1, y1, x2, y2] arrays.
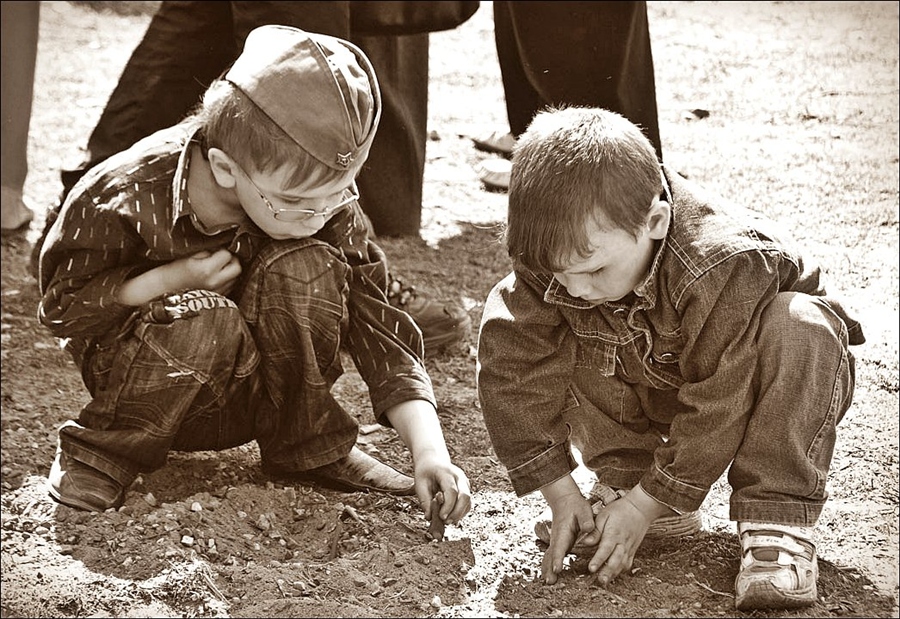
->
[[251, 239, 347, 288], [760, 292, 847, 351], [240, 240, 349, 326], [137, 291, 257, 378]]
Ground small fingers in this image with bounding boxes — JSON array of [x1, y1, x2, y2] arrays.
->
[[541, 547, 560, 585], [590, 542, 633, 586]]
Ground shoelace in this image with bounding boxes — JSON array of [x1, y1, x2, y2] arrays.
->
[[386, 278, 417, 307]]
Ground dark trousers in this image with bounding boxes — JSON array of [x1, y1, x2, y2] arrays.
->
[[61, 1, 427, 237], [1, 1, 40, 192], [493, 0, 662, 160]]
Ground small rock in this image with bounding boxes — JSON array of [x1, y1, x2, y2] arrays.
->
[[190, 502, 202, 512], [181, 535, 195, 547], [143, 493, 157, 507], [431, 595, 442, 608]]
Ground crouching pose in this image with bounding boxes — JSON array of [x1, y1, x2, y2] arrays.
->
[[476, 106, 863, 610], [39, 26, 471, 533]]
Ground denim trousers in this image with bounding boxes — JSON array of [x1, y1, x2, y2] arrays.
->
[[564, 292, 856, 526], [59, 239, 361, 487]]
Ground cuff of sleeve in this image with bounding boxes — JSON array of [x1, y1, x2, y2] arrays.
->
[[507, 441, 578, 497], [639, 467, 708, 515], [372, 384, 436, 428]]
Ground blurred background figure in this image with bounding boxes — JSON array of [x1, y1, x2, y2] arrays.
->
[[1, 1, 40, 234], [472, 1, 662, 191]]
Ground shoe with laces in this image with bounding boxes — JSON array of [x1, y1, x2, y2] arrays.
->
[[387, 276, 471, 354], [47, 447, 126, 512], [734, 522, 819, 610], [471, 131, 516, 158], [264, 446, 415, 496], [533, 483, 703, 550]]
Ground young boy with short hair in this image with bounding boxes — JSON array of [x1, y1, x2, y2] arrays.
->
[[39, 26, 471, 532], [476, 106, 864, 610]]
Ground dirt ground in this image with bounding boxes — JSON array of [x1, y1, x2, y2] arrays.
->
[[1, 2, 898, 618]]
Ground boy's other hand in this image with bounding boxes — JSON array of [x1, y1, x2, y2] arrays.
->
[[585, 488, 665, 586], [182, 249, 242, 295], [414, 454, 471, 532], [540, 489, 598, 585]]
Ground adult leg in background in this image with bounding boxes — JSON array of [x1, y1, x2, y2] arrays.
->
[[1, 1, 40, 233], [476, 1, 662, 167]]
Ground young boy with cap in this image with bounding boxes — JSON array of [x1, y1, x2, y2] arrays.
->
[[38, 26, 471, 531], [476, 106, 864, 610]]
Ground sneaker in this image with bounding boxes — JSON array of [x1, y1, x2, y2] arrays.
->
[[265, 446, 415, 496], [533, 483, 703, 550], [387, 276, 471, 354], [47, 447, 126, 512], [471, 131, 516, 158], [475, 158, 511, 192], [734, 522, 819, 610]]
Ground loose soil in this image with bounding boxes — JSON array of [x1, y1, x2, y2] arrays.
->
[[2, 2, 898, 618]]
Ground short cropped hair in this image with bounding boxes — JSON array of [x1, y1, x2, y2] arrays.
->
[[194, 80, 357, 190], [505, 106, 663, 273]]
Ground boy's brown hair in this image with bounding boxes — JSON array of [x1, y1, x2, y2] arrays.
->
[[505, 106, 663, 273]]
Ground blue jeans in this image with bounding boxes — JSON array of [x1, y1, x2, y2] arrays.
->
[[564, 292, 855, 526], [59, 239, 360, 487]]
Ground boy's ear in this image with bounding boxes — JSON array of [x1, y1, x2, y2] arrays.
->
[[207, 147, 239, 189], [646, 198, 671, 240]]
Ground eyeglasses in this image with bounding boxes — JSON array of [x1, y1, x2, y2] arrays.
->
[[235, 161, 358, 222]]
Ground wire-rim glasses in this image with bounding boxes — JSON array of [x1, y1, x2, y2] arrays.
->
[[235, 161, 358, 222]]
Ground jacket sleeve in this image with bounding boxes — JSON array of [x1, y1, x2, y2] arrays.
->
[[38, 191, 146, 341], [476, 270, 580, 496], [336, 210, 436, 421]]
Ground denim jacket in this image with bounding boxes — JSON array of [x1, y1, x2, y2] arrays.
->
[[476, 168, 864, 512]]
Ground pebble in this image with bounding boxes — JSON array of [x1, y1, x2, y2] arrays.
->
[[190, 502, 202, 512]]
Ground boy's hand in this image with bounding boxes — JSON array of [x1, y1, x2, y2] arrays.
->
[[413, 452, 472, 537], [180, 249, 241, 295], [117, 249, 241, 307], [585, 485, 672, 586], [382, 400, 472, 539], [540, 489, 597, 585]]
